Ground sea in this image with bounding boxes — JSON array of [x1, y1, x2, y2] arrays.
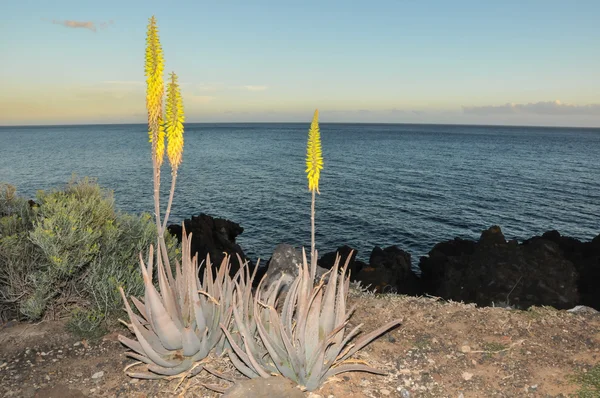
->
[[1, 123, 599, 266]]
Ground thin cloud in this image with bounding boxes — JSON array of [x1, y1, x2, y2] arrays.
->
[[463, 100, 600, 116], [243, 85, 268, 92], [51, 19, 114, 32]]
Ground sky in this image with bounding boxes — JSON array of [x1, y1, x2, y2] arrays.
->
[[1, 0, 599, 127]]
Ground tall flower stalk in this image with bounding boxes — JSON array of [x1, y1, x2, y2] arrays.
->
[[305, 109, 323, 274], [162, 72, 185, 233], [144, 16, 184, 275]]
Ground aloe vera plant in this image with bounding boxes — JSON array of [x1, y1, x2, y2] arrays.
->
[[118, 225, 235, 378], [118, 16, 238, 380], [223, 248, 401, 391]]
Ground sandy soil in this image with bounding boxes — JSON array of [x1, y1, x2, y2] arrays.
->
[[1, 293, 598, 397]]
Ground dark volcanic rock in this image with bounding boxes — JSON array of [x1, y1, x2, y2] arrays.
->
[[419, 226, 580, 310], [318, 245, 365, 277], [263, 244, 329, 291], [167, 213, 250, 276], [353, 246, 422, 295], [523, 230, 600, 310]]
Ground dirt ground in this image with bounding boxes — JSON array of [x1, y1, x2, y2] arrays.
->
[[1, 293, 598, 398]]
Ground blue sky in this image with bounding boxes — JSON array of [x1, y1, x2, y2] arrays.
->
[[1, 0, 599, 126]]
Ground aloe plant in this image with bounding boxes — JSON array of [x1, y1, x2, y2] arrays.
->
[[118, 16, 238, 381], [223, 249, 401, 391], [118, 225, 234, 378]]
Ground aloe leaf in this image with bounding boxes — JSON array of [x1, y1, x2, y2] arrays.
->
[[304, 287, 323, 363], [140, 261, 183, 350], [339, 319, 402, 362], [227, 348, 260, 379], [157, 256, 183, 329], [124, 370, 165, 380], [118, 335, 147, 357], [323, 364, 387, 380], [124, 351, 153, 365], [253, 297, 297, 380], [181, 326, 202, 356], [319, 259, 339, 338], [147, 358, 194, 376], [119, 287, 180, 368], [130, 296, 148, 322]]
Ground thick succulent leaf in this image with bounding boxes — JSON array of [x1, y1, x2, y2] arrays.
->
[[304, 287, 323, 363], [130, 296, 148, 322], [266, 305, 303, 378], [227, 348, 260, 379], [140, 249, 183, 351], [181, 326, 202, 357], [124, 351, 153, 365], [339, 319, 402, 362], [319, 260, 339, 338], [124, 370, 165, 379], [119, 335, 147, 357], [157, 258, 183, 330], [221, 323, 270, 378], [119, 287, 181, 368], [323, 364, 387, 381], [147, 358, 194, 376], [253, 298, 297, 381]]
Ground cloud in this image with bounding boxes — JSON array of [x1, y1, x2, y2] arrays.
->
[[51, 19, 114, 32], [243, 85, 268, 92], [463, 100, 600, 116]]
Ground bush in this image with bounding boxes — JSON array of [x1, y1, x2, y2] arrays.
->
[[0, 178, 179, 337]]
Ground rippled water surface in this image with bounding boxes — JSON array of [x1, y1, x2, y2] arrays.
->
[[1, 123, 599, 263]]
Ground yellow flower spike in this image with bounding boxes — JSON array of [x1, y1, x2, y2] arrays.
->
[[165, 72, 185, 174], [145, 15, 165, 162], [305, 109, 324, 193]]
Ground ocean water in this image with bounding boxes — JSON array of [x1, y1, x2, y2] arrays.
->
[[1, 123, 599, 266]]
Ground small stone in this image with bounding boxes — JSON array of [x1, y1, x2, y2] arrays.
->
[[462, 372, 473, 381], [129, 379, 138, 384], [92, 371, 104, 379], [458, 393, 464, 398], [73, 342, 81, 347], [460, 345, 471, 353], [380, 388, 391, 395], [398, 388, 411, 398]]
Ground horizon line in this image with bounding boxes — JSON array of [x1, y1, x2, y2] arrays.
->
[[1, 120, 599, 130]]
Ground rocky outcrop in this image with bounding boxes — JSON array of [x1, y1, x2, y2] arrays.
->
[[167, 213, 250, 276], [318, 245, 365, 277], [318, 245, 421, 295], [354, 246, 422, 295], [419, 226, 580, 310], [523, 230, 600, 310], [262, 244, 329, 292]]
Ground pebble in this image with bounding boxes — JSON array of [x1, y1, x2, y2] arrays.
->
[[91, 371, 104, 379], [397, 388, 411, 398], [74, 342, 81, 347], [380, 388, 391, 395], [462, 372, 473, 381], [460, 345, 471, 353]]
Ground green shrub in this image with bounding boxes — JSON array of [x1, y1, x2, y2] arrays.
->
[[570, 364, 600, 398], [0, 178, 179, 336]]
